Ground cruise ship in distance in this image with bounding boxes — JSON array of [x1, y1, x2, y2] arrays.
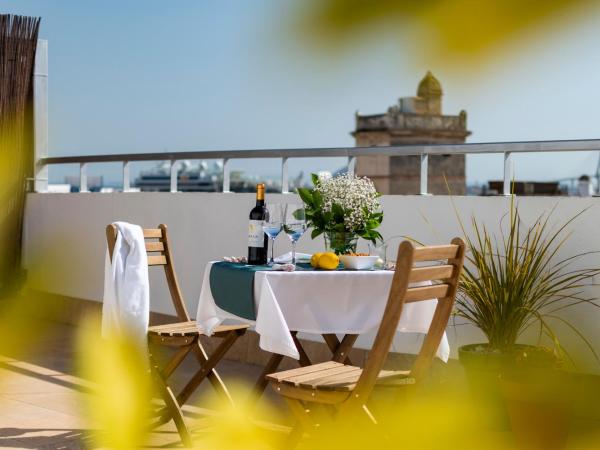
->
[[134, 160, 305, 192]]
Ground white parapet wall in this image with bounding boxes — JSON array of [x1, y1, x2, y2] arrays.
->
[[22, 193, 600, 371]]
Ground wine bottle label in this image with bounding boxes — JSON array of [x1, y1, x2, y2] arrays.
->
[[248, 220, 264, 248]]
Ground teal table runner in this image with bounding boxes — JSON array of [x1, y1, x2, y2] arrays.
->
[[209, 262, 313, 320]]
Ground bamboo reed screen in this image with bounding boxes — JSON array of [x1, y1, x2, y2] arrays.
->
[[0, 15, 40, 297]]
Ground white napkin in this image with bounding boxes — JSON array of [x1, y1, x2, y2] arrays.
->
[[102, 222, 150, 346], [274, 252, 312, 264]]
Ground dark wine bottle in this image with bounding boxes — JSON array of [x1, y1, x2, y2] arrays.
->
[[247, 183, 268, 265]]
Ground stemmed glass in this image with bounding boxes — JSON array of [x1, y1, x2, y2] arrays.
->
[[262, 204, 283, 266], [283, 204, 307, 265]]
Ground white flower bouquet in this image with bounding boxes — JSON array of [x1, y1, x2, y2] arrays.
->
[[298, 173, 383, 254]]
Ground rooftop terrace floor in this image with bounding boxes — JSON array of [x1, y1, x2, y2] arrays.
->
[[1, 320, 599, 449], [0, 321, 290, 449]]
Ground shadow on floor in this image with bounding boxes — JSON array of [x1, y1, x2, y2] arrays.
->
[[0, 428, 89, 449]]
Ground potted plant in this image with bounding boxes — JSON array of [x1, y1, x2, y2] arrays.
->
[[455, 198, 600, 432], [456, 199, 599, 368], [500, 356, 571, 449], [297, 173, 383, 254]]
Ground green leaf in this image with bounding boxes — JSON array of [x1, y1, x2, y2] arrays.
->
[[357, 229, 377, 244], [297, 188, 313, 206], [365, 219, 378, 228], [292, 208, 305, 220], [311, 228, 324, 239], [311, 173, 320, 186]]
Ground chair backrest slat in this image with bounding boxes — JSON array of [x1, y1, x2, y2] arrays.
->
[[105, 224, 191, 322], [412, 244, 459, 262], [350, 237, 465, 403], [409, 265, 454, 283], [404, 283, 450, 303], [143, 228, 162, 238], [145, 241, 165, 252], [147, 255, 167, 266]]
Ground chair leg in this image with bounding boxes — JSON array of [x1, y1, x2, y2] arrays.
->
[[248, 353, 284, 407], [311, 403, 336, 427], [333, 399, 381, 437], [191, 339, 234, 405], [283, 422, 304, 449], [282, 397, 342, 449], [149, 344, 194, 423], [249, 331, 311, 408], [361, 404, 378, 425], [290, 331, 312, 367], [176, 330, 240, 407], [284, 398, 315, 434], [149, 354, 193, 447], [161, 344, 194, 379], [322, 333, 357, 365], [153, 331, 240, 426]]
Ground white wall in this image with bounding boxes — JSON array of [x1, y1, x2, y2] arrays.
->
[[22, 193, 600, 371]]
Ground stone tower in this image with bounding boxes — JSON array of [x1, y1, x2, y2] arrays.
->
[[353, 72, 471, 194]]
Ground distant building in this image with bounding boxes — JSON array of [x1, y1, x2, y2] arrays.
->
[[64, 175, 103, 192], [353, 71, 471, 194], [135, 161, 223, 192], [46, 184, 71, 193], [486, 181, 566, 196], [133, 160, 294, 192]]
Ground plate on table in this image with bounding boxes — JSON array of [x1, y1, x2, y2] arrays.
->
[[339, 255, 379, 270]]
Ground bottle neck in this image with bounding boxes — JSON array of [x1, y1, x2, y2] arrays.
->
[[256, 184, 265, 205]]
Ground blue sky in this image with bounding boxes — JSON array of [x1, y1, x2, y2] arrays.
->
[[4, 0, 600, 186]]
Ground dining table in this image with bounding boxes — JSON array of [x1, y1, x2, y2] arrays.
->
[[196, 260, 449, 396]]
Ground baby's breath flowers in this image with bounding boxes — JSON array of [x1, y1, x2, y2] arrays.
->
[[317, 174, 381, 231], [297, 173, 383, 243]]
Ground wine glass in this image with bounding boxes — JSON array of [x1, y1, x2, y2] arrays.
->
[[262, 203, 283, 265], [368, 240, 387, 269], [283, 204, 307, 265]]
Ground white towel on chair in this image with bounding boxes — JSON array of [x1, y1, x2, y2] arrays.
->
[[102, 222, 149, 345]]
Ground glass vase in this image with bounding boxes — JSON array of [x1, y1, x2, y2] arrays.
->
[[324, 231, 358, 255]]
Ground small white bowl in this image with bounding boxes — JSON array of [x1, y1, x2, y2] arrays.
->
[[339, 255, 379, 270]]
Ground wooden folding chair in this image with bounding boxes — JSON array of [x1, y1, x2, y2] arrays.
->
[[106, 224, 248, 447], [266, 238, 466, 444]]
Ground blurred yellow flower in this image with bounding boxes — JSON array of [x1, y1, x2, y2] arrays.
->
[[77, 315, 152, 449], [294, 0, 598, 66]]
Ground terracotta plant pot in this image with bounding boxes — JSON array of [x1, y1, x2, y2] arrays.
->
[[501, 370, 570, 450], [458, 343, 557, 430]]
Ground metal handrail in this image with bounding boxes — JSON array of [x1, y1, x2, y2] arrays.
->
[[37, 138, 600, 195]]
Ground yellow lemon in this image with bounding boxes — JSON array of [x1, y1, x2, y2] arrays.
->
[[310, 253, 323, 268], [318, 252, 339, 270]]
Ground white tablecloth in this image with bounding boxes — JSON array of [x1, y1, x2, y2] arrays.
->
[[196, 262, 450, 362]]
